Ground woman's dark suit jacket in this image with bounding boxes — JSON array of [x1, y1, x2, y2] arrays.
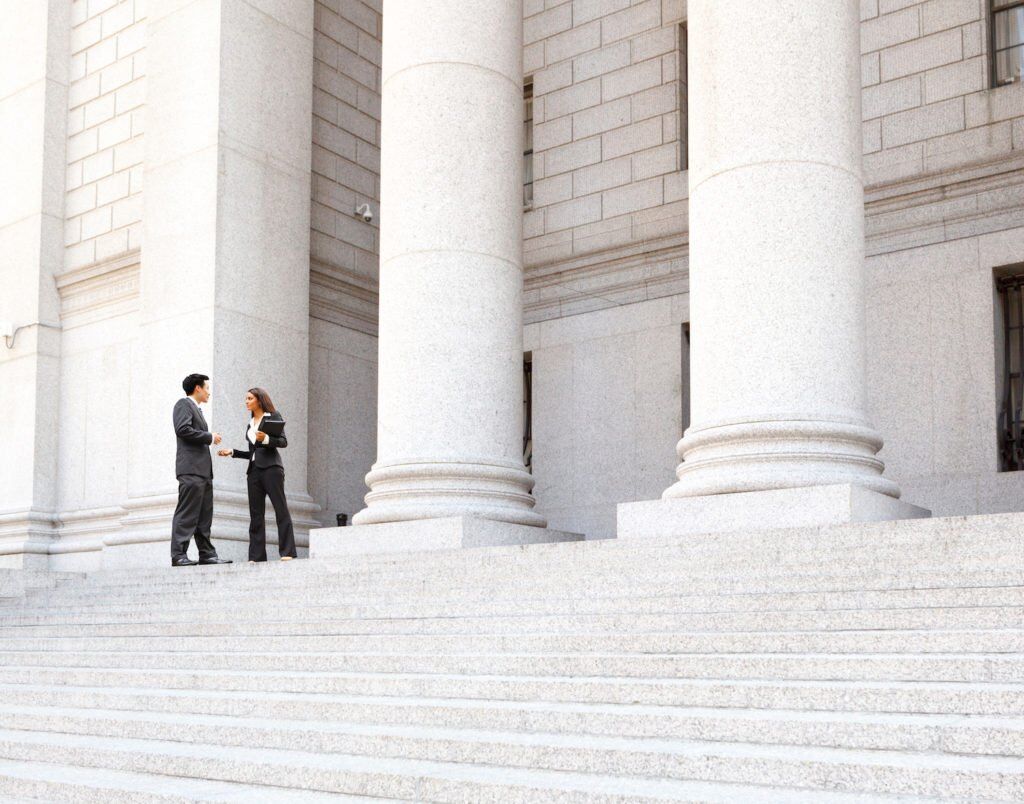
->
[[231, 411, 287, 473]]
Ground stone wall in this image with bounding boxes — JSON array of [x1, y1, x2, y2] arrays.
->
[[306, 0, 381, 526], [526, 296, 686, 538], [64, 0, 145, 273], [517, 0, 1024, 531], [309, 0, 380, 305], [49, 0, 146, 565], [860, 0, 1022, 186], [522, 0, 688, 318], [859, 0, 1024, 515], [514, 3, 692, 537]]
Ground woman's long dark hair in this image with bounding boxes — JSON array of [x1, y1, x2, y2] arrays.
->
[[248, 387, 277, 415]]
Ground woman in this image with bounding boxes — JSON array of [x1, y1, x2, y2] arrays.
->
[[217, 388, 297, 562]]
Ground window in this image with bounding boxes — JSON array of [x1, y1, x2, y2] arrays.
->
[[523, 354, 533, 472], [681, 323, 691, 436], [997, 273, 1024, 470], [678, 24, 689, 171], [523, 79, 534, 208], [992, 1, 1024, 86]]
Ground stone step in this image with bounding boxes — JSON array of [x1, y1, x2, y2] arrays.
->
[[22, 557, 1024, 594], [2, 628, 1020, 655], [0, 584, 24, 603], [68, 511, 1024, 585], [13, 569, 1024, 613], [2, 667, 1021, 715], [20, 575, 1022, 615], [2, 603, 1021, 637], [0, 729, 930, 803], [4, 517, 1023, 801], [51, 544, 1024, 595], [0, 650, 1020, 681], [16, 567, 1024, 594], [1, 686, 1021, 756], [0, 569, 80, 603], [0, 711, 1020, 800], [0, 569, 81, 587], [6, 584, 1024, 625], [0, 758, 377, 802], [28, 531, 1024, 570]]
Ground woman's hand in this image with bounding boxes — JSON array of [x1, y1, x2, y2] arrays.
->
[[255, 431, 267, 443], [217, 449, 232, 457]]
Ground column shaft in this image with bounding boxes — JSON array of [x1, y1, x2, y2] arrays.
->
[[124, 0, 320, 553], [0, 0, 69, 567], [354, 0, 544, 526], [668, 0, 900, 500]]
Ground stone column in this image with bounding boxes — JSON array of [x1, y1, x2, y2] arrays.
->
[[313, 0, 579, 554], [618, 0, 927, 538], [118, 0, 320, 563], [0, 0, 69, 568]]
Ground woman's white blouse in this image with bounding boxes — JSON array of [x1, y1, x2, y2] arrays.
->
[[247, 413, 265, 446]]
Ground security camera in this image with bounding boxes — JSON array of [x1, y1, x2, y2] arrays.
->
[[355, 203, 373, 223]]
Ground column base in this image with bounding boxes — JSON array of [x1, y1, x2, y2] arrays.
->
[[0, 509, 57, 570], [617, 484, 930, 540], [354, 460, 547, 528], [310, 515, 582, 557]]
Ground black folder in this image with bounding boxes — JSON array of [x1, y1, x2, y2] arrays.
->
[[258, 419, 286, 437]]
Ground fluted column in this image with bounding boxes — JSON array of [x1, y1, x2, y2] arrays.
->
[[353, 0, 545, 527], [618, 0, 928, 538]]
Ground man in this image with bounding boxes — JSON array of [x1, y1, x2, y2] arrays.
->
[[170, 373, 232, 567]]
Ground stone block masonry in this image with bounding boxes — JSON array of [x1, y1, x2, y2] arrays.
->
[[64, 0, 145, 272]]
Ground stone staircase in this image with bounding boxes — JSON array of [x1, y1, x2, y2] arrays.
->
[[0, 514, 1022, 802], [0, 569, 80, 605]]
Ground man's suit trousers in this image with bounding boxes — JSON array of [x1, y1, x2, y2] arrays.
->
[[171, 474, 217, 560]]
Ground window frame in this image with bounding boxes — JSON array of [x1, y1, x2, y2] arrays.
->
[[523, 353, 533, 472], [996, 272, 1024, 472], [678, 23, 688, 172], [990, 0, 1024, 87], [523, 78, 534, 210]]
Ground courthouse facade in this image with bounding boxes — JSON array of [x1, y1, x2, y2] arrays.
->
[[3, 0, 1024, 569]]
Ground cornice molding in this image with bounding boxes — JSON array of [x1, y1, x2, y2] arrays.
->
[[520, 156, 1024, 321], [309, 258, 379, 335], [864, 152, 1024, 207], [43, 156, 1024, 334], [864, 154, 1024, 256], [524, 234, 689, 322], [56, 249, 140, 327]]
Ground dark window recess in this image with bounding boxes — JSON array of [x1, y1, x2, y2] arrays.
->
[[681, 323, 691, 436], [678, 23, 688, 171], [523, 356, 533, 472], [523, 80, 534, 207], [992, 0, 1024, 86], [998, 275, 1024, 470]]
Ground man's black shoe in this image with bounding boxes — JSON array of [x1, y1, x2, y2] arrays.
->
[[199, 557, 232, 565], [171, 557, 197, 567]]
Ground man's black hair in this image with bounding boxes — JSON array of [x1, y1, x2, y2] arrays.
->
[[182, 373, 210, 396]]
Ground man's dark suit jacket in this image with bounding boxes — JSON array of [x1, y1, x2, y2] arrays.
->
[[173, 397, 214, 479], [231, 411, 287, 474]]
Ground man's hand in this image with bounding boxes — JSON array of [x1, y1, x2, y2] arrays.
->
[[217, 449, 232, 457], [255, 431, 267, 443], [212, 433, 223, 445]]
